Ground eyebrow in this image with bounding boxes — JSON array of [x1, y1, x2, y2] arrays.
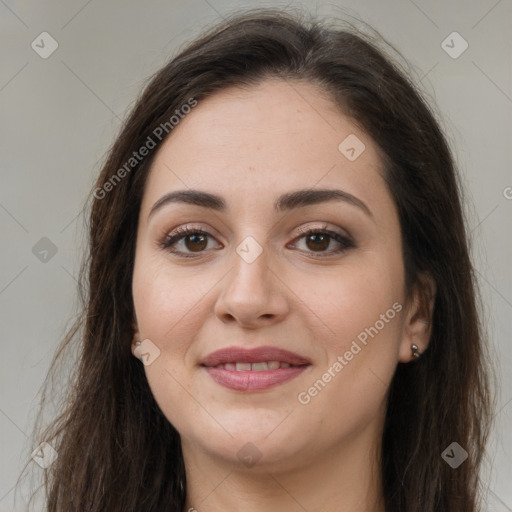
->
[[148, 188, 373, 220]]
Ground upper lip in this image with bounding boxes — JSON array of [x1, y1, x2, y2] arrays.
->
[[200, 346, 311, 367]]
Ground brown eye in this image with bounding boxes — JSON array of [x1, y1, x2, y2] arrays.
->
[[183, 233, 208, 252], [304, 233, 330, 252], [292, 229, 354, 256], [160, 226, 354, 259], [160, 228, 220, 257]]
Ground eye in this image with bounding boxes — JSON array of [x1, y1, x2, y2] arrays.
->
[[159, 227, 221, 258], [289, 226, 355, 256], [159, 225, 355, 258]]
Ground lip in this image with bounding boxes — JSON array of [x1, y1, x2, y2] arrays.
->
[[200, 346, 311, 392], [200, 346, 311, 367], [203, 365, 309, 391]]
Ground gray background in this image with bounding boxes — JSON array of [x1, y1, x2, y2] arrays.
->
[[1, 0, 511, 510]]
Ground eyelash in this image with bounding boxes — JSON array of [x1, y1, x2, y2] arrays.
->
[[159, 225, 355, 259]]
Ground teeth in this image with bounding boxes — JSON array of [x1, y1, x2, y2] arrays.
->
[[251, 362, 268, 371], [214, 361, 294, 371]]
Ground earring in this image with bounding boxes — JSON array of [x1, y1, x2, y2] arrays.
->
[[411, 344, 421, 359]]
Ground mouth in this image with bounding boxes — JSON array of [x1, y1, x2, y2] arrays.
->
[[200, 346, 311, 391], [200, 345, 311, 367], [206, 361, 305, 371]]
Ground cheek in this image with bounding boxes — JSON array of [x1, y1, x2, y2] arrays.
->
[[290, 256, 404, 350], [293, 255, 404, 424], [132, 259, 206, 431], [132, 255, 212, 341]]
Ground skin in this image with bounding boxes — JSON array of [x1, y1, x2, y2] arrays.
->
[[131, 78, 434, 512]]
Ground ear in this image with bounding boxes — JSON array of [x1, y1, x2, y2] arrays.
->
[[398, 272, 436, 363], [131, 315, 141, 358]]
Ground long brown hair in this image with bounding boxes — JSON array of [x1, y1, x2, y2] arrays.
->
[[20, 8, 494, 511]]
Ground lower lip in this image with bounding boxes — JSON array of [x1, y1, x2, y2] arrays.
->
[[203, 365, 310, 391]]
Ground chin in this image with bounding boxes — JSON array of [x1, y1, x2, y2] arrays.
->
[[203, 435, 306, 472], [181, 415, 304, 467]]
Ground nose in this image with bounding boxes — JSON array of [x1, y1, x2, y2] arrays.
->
[[213, 245, 289, 329]]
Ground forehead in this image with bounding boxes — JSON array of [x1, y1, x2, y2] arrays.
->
[[141, 78, 388, 215]]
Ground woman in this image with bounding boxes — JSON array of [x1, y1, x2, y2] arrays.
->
[[23, 8, 493, 512]]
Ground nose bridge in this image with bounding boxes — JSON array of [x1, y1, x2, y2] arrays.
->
[[228, 237, 272, 306], [233, 237, 269, 292], [214, 234, 288, 326]]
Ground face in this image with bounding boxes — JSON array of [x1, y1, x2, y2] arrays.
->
[[131, 78, 424, 473]]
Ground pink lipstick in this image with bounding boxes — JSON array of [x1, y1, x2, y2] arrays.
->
[[200, 346, 311, 391]]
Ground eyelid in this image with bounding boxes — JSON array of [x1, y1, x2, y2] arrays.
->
[[160, 223, 222, 244], [294, 222, 346, 237]]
